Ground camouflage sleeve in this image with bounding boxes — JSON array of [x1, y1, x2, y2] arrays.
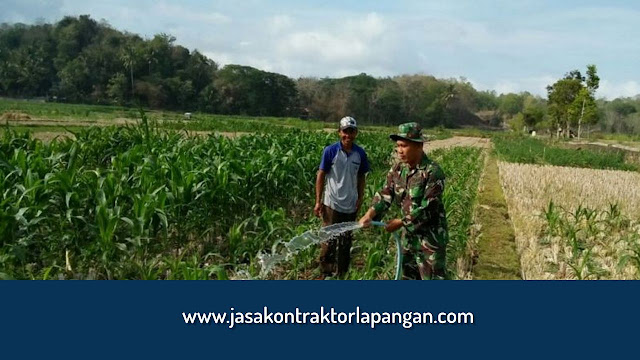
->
[[402, 169, 445, 235], [369, 166, 396, 218]]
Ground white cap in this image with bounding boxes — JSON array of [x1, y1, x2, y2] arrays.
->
[[339, 116, 357, 130]]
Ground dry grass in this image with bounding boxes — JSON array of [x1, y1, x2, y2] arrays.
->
[[498, 162, 640, 279], [1, 112, 31, 121], [424, 136, 491, 151], [31, 131, 75, 142]]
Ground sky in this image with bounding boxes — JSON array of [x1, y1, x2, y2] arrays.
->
[[2, 0, 639, 99]]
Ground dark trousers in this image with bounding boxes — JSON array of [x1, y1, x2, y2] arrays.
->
[[319, 205, 356, 276]]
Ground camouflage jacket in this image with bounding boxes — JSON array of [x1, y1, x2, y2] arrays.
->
[[370, 153, 448, 249]]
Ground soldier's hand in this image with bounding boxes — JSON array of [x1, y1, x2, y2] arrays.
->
[[358, 216, 372, 228], [385, 219, 403, 233], [314, 203, 323, 218]]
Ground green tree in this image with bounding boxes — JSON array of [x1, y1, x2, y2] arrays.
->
[[547, 65, 599, 138], [518, 94, 547, 131], [57, 57, 91, 101], [522, 104, 545, 130], [570, 88, 598, 138], [547, 70, 584, 137], [474, 90, 499, 111], [148, 34, 176, 78], [198, 83, 219, 113], [184, 50, 217, 94], [106, 73, 128, 105], [498, 93, 524, 117], [214, 65, 297, 116], [547, 65, 600, 137], [574, 65, 600, 138], [369, 79, 403, 125], [344, 73, 377, 122]]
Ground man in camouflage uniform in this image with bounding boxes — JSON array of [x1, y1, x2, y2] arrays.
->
[[359, 122, 449, 280]]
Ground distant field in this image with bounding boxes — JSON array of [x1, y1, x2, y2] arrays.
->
[[0, 98, 458, 139], [493, 135, 639, 171]]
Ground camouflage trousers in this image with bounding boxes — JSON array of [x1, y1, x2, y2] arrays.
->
[[401, 234, 447, 280], [319, 205, 356, 276]]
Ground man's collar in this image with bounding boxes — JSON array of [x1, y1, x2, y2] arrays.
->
[[417, 152, 430, 170], [402, 152, 429, 171]]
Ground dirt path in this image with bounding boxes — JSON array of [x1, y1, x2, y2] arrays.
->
[[27, 129, 250, 142], [425, 136, 491, 151], [191, 131, 250, 138], [30, 131, 75, 142], [3, 117, 138, 127], [569, 140, 640, 153]]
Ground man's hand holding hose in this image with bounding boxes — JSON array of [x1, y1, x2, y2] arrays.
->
[[359, 208, 403, 233]]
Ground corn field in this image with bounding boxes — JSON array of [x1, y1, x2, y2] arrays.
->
[[0, 118, 485, 280]]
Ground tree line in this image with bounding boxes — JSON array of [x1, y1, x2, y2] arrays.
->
[[1, 15, 639, 134], [0, 16, 297, 117]]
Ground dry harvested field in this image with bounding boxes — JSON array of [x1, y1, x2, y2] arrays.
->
[[498, 162, 640, 279], [30, 131, 76, 142]]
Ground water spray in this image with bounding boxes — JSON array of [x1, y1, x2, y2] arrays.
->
[[258, 221, 403, 280]]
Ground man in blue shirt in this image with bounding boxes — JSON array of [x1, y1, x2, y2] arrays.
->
[[314, 116, 370, 277]]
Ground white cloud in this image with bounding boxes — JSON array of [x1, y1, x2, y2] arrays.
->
[[202, 51, 233, 66], [268, 15, 293, 34], [154, 2, 231, 24], [493, 80, 519, 95], [471, 76, 640, 100], [470, 75, 555, 97], [274, 12, 390, 74], [416, 17, 565, 56], [598, 80, 640, 100], [347, 12, 385, 40], [278, 31, 368, 62]]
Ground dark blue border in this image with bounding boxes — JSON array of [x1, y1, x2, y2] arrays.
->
[[1, 281, 637, 358]]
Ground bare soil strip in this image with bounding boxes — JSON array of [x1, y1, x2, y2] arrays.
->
[[31, 131, 76, 142], [20, 129, 249, 142], [425, 136, 491, 151], [3, 117, 137, 127]]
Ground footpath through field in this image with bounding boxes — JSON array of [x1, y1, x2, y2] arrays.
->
[[424, 136, 521, 279], [471, 154, 521, 279]]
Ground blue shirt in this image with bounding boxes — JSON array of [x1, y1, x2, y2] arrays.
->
[[319, 142, 370, 213]]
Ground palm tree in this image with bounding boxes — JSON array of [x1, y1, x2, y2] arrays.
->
[[120, 45, 138, 97], [439, 83, 457, 127]]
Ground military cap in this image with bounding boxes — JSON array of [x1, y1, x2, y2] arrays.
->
[[389, 122, 426, 143]]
